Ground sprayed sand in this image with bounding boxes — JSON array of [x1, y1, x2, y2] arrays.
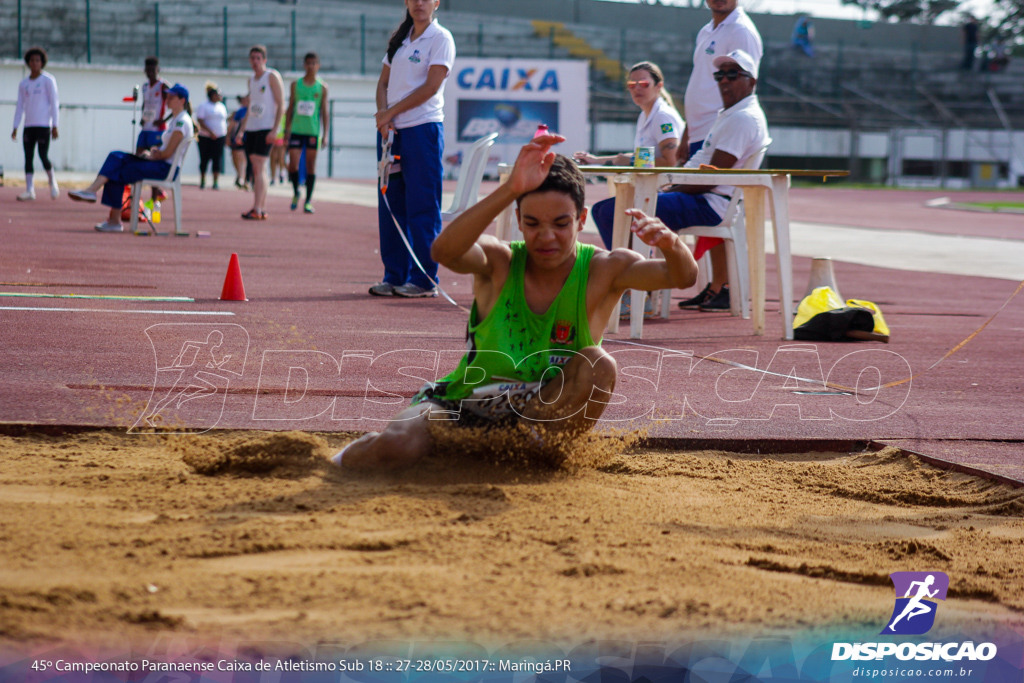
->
[[0, 428, 1022, 648]]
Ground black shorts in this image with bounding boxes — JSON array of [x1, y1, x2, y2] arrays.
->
[[243, 129, 273, 157], [288, 134, 319, 150]]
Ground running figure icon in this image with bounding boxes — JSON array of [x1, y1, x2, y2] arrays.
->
[[888, 574, 938, 631]]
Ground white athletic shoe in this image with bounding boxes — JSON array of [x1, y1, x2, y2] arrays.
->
[[69, 189, 98, 203], [17, 190, 35, 201], [49, 181, 60, 199], [94, 221, 124, 233]]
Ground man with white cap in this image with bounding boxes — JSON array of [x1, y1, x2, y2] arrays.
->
[[596, 49, 768, 311]]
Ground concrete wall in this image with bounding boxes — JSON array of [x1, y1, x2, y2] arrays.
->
[[1, 60, 378, 178]]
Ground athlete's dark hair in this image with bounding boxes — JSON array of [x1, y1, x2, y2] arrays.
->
[[304, 52, 319, 63], [145, 56, 159, 68], [250, 45, 268, 58], [386, 11, 415, 63], [25, 47, 47, 68], [515, 154, 586, 217]]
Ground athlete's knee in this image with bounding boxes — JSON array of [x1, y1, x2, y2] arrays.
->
[[568, 346, 617, 392]]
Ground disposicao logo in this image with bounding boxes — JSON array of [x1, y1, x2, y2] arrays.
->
[[831, 571, 998, 663], [883, 571, 948, 635]]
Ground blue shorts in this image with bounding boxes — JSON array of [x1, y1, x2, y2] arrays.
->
[[137, 130, 164, 150]]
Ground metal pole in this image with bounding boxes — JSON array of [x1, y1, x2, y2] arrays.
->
[[291, 9, 296, 72], [86, 0, 91, 63], [327, 99, 334, 178], [360, 14, 366, 75], [154, 2, 159, 59], [17, 0, 22, 58], [477, 23, 483, 58], [222, 6, 228, 69], [619, 28, 626, 77]]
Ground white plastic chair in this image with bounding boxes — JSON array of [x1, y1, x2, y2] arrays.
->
[[660, 143, 771, 319], [441, 132, 498, 222], [130, 137, 192, 236]]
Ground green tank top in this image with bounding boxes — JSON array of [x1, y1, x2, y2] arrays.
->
[[436, 241, 599, 407], [291, 77, 324, 136]]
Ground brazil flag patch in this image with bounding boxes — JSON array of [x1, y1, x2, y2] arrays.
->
[[660, 123, 674, 134]]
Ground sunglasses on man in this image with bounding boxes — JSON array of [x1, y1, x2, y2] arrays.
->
[[713, 69, 751, 82], [626, 79, 652, 89]]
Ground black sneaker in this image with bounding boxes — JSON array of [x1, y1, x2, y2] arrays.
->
[[698, 285, 730, 311], [677, 283, 714, 309]]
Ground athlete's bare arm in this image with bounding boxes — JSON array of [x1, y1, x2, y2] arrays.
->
[[320, 82, 330, 148], [266, 70, 285, 146], [284, 80, 297, 137]]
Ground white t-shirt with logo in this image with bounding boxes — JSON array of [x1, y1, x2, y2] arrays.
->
[[683, 8, 762, 144], [247, 69, 281, 131], [13, 72, 59, 129], [383, 19, 456, 129], [195, 100, 229, 138], [685, 94, 770, 217], [161, 109, 195, 168], [634, 96, 684, 151], [141, 79, 169, 132]]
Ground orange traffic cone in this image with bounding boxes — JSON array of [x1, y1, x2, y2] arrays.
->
[[220, 253, 248, 301]]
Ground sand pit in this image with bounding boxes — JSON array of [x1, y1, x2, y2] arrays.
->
[[1, 427, 1022, 648]]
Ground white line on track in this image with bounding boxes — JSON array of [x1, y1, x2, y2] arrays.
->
[[0, 306, 234, 316]]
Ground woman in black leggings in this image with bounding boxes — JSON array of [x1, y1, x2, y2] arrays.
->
[[11, 47, 60, 201]]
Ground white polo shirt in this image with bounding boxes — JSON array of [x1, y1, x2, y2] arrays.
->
[[634, 96, 684, 151], [383, 19, 456, 129], [686, 94, 770, 217], [161, 109, 195, 169], [683, 8, 762, 144], [195, 100, 228, 138]]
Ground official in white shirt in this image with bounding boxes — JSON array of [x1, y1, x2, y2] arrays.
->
[[681, 0, 762, 159], [69, 84, 195, 233], [195, 82, 229, 190], [370, 0, 456, 299], [11, 47, 60, 201], [580, 61, 684, 248], [612, 50, 770, 312]]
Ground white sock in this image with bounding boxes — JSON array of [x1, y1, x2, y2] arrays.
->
[[25, 173, 33, 193], [47, 169, 57, 185]]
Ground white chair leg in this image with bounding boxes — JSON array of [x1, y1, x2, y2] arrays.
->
[[173, 185, 185, 235], [660, 287, 672, 318], [771, 176, 795, 340], [724, 240, 741, 317], [129, 182, 141, 234]]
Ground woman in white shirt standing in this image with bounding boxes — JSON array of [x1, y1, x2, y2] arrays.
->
[[577, 62, 684, 249], [369, 0, 456, 298], [195, 82, 229, 190], [68, 84, 195, 233], [11, 47, 60, 201]]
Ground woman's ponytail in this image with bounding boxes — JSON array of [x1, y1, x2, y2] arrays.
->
[[387, 10, 414, 63]]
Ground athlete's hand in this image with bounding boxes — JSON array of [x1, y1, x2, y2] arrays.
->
[[508, 134, 566, 196], [265, 130, 276, 146], [573, 151, 596, 165], [51, 127, 59, 140], [10, 130, 15, 141], [627, 208, 677, 252]]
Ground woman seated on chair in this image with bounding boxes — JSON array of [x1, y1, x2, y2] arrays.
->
[[69, 83, 195, 232], [589, 51, 769, 312], [573, 61, 683, 176]]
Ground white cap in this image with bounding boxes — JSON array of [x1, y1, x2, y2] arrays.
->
[[712, 49, 759, 80]]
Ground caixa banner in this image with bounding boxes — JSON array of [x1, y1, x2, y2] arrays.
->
[[442, 58, 589, 178]]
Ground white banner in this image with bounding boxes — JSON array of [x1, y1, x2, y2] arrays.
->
[[442, 58, 589, 178]]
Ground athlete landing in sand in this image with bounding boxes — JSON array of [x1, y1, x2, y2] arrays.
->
[[334, 134, 699, 471]]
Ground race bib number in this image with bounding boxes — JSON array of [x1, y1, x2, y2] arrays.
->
[[296, 100, 315, 117], [250, 104, 265, 118], [142, 109, 156, 122]]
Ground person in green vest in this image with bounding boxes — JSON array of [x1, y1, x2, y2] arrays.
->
[[332, 133, 700, 472], [284, 51, 329, 213]]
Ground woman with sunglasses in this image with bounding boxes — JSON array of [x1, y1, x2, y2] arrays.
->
[[574, 62, 682, 171], [68, 84, 195, 232]]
